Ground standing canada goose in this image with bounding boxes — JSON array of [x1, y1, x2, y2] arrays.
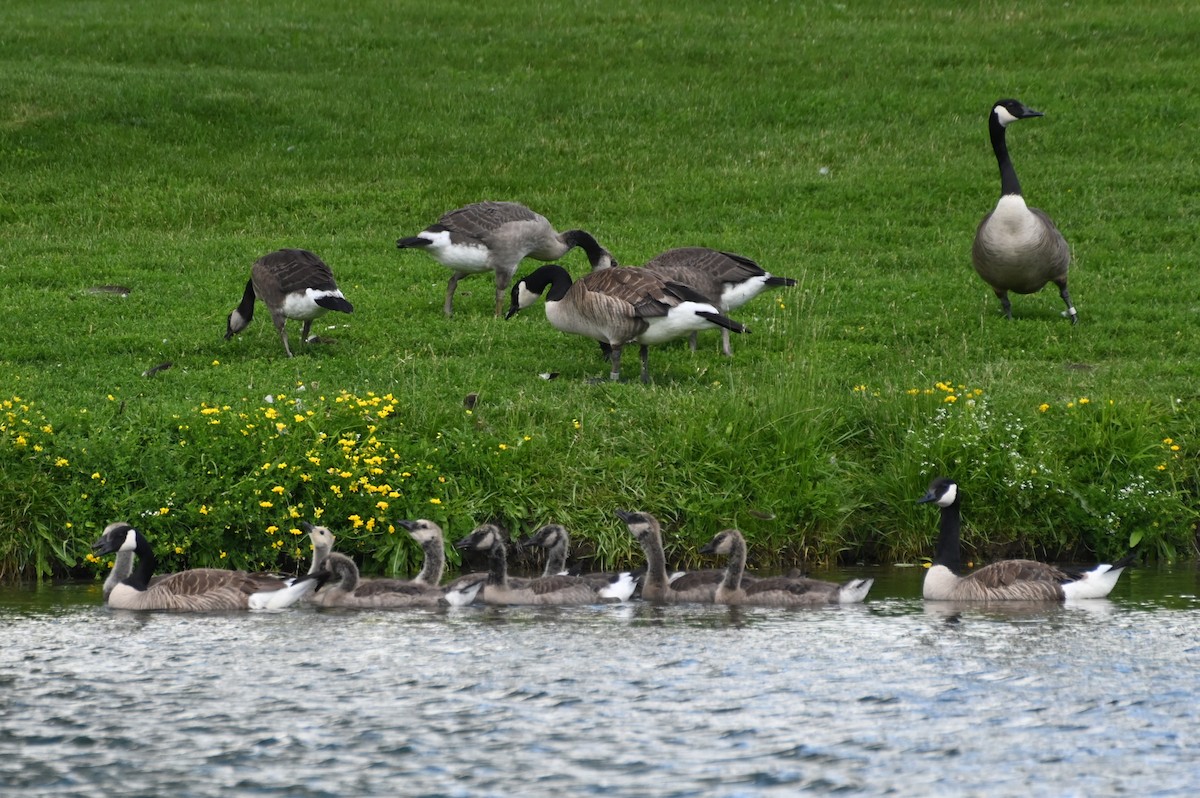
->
[[699, 528, 872, 606], [972, 99, 1076, 324], [506, 264, 748, 383], [518, 523, 640, 600], [614, 509, 721, 603], [454, 524, 635, 605], [307, 552, 483, 609], [225, 248, 355, 357], [90, 522, 325, 611], [917, 477, 1133, 601], [396, 201, 615, 317], [640, 248, 796, 356]]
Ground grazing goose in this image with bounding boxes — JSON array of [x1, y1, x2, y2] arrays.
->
[[90, 522, 325, 611], [455, 524, 635, 605], [972, 99, 1076, 324], [614, 509, 720, 603], [225, 248, 355, 357], [641, 247, 796, 356], [917, 477, 1133, 601], [308, 552, 483, 609], [396, 201, 614, 317], [700, 529, 872, 606], [506, 264, 748, 383], [518, 523, 640, 601]]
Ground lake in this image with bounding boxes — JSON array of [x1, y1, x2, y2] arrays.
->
[[1, 565, 1197, 797]]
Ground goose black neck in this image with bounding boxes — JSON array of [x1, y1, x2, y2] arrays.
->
[[125, 534, 158, 591], [525, 265, 573, 302], [562, 230, 606, 267], [235, 279, 257, 321], [932, 500, 963, 573], [487, 538, 508, 586], [989, 114, 1023, 197]]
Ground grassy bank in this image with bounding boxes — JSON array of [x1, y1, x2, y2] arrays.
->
[[1, 0, 1197, 581]]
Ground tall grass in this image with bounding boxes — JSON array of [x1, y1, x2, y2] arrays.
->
[[1, 0, 1197, 581]]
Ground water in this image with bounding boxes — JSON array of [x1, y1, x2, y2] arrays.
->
[[2, 567, 1198, 797]]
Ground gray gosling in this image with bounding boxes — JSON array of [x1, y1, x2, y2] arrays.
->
[[455, 523, 635, 605], [700, 528, 872, 606], [308, 552, 483, 609], [225, 248, 354, 357], [971, 99, 1075, 324], [91, 522, 325, 611], [396, 201, 614, 317], [918, 477, 1133, 601], [614, 509, 720, 603], [506, 264, 747, 384], [517, 523, 640, 601]]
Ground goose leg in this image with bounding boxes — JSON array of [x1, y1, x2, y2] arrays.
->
[[492, 272, 512, 318], [609, 345, 623, 381], [688, 332, 699, 352], [994, 289, 1013, 319], [721, 328, 732, 357], [444, 273, 464, 317], [639, 344, 651, 384], [1056, 279, 1078, 325], [301, 320, 313, 344], [270, 312, 294, 357]]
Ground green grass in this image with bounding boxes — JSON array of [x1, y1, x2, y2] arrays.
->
[[1, 0, 1197, 581]]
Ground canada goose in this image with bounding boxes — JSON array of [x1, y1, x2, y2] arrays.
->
[[454, 524, 635, 605], [518, 523, 640, 601], [308, 552, 483, 609], [506, 264, 748, 383], [396, 201, 614, 317], [303, 521, 336, 574], [972, 99, 1076, 324], [699, 529, 872, 606], [225, 249, 354, 357], [614, 509, 721, 603], [640, 248, 796, 356], [90, 522, 325, 611], [917, 477, 1133, 601]]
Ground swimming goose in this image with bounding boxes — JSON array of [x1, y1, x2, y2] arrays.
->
[[225, 248, 354, 357], [641, 247, 796, 356], [518, 523, 640, 601], [303, 522, 336, 574], [506, 264, 748, 383], [917, 477, 1133, 601], [972, 99, 1076, 324], [699, 528, 872, 606], [396, 201, 614, 317], [455, 524, 635, 605], [397, 519, 448, 586], [614, 509, 720, 603], [308, 552, 483, 608], [90, 522, 325, 611]]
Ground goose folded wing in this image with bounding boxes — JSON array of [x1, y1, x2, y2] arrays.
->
[[968, 559, 1071, 588], [743, 577, 831, 598]]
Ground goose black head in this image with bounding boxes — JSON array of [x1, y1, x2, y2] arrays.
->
[[992, 98, 1043, 127], [917, 477, 960, 508], [91, 522, 140, 556]]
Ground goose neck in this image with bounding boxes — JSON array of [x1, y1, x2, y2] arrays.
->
[[415, 539, 445, 584], [126, 534, 158, 591], [487, 538, 509, 587], [721, 535, 747, 593], [989, 115, 1023, 197], [932, 502, 964, 573]]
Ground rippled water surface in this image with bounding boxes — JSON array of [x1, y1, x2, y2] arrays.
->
[[2, 567, 1198, 797]]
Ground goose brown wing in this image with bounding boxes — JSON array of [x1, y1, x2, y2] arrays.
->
[[353, 579, 433, 598], [527, 575, 590, 595], [437, 201, 539, 236], [258, 249, 339, 293], [967, 559, 1071, 589], [579, 268, 673, 318], [151, 569, 258, 597], [743, 576, 835, 598]]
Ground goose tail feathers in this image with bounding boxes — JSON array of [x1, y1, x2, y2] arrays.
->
[[443, 576, 485, 607], [696, 311, 748, 335], [599, 571, 640, 602], [396, 235, 432, 249], [316, 295, 354, 314], [836, 578, 874, 604], [248, 571, 326, 610], [1061, 552, 1136, 601]]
